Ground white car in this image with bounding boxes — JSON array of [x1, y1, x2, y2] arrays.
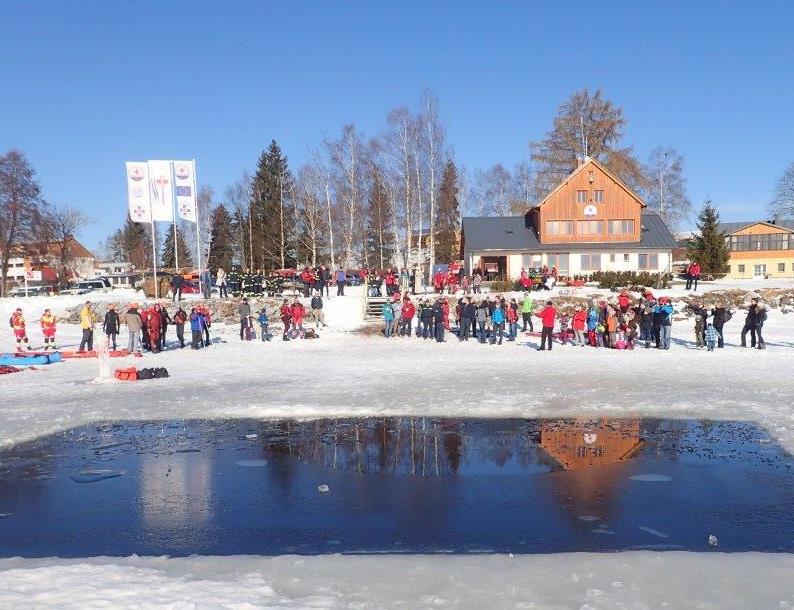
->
[[60, 278, 112, 295]]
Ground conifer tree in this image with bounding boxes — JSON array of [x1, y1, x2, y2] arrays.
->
[[250, 140, 295, 270], [161, 226, 193, 269], [435, 160, 461, 263], [111, 217, 152, 269], [207, 204, 235, 272], [687, 200, 729, 275]]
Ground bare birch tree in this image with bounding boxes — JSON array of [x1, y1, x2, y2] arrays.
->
[[770, 161, 794, 219], [422, 90, 445, 280], [328, 124, 365, 268]]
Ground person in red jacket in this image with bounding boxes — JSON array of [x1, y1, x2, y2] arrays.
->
[[400, 296, 415, 337], [506, 299, 519, 341], [146, 304, 162, 353], [10, 308, 30, 352], [197, 304, 212, 347], [445, 271, 457, 295], [290, 298, 306, 338], [535, 300, 557, 351], [617, 290, 631, 314], [280, 299, 292, 341], [688, 261, 702, 291], [441, 297, 451, 331], [572, 305, 587, 346], [519, 268, 531, 290], [433, 272, 444, 294]]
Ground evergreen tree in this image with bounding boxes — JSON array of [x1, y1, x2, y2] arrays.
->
[[250, 140, 295, 270], [362, 168, 394, 269], [207, 204, 235, 271], [112, 217, 152, 269], [435, 160, 461, 263], [687, 200, 729, 275], [161, 226, 193, 269]]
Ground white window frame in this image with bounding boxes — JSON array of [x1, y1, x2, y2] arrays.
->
[[576, 190, 588, 203]]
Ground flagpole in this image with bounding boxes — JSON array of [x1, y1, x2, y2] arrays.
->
[[170, 161, 179, 271], [193, 158, 202, 274], [151, 216, 159, 299]]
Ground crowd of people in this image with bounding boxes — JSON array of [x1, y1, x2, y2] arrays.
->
[[378, 288, 770, 352]]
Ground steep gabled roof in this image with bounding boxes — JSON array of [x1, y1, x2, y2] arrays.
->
[[535, 157, 646, 210], [717, 220, 794, 235]]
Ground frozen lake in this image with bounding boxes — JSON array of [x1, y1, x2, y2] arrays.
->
[[0, 417, 792, 557]]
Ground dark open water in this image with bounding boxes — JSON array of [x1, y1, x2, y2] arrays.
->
[[0, 417, 792, 556]]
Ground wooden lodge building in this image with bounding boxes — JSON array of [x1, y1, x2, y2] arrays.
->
[[460, 158, 677, 279], [718, 219, 794, 279]]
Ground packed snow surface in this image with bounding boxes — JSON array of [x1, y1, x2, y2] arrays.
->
[[1, 280, 794, 608]]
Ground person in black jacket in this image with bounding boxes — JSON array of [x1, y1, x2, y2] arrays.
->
[[170, 274, 184, 303], [103, 304, 121, 350], [173, 307, 187, 348], [686, 300, 708, 346], [311, 294, 326, 328], [710, 302, 732, 348], [741, 299, 763, 348], [460, 298, 476, 341], [433, 300, 446, 342]]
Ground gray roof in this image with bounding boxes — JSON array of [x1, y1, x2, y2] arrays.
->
[[462, 211, 677, 253], [717, 220, 794, 235]]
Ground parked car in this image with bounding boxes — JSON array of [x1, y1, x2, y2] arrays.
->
[[60, 278, 112, 295], [7, 285, 55, 297]]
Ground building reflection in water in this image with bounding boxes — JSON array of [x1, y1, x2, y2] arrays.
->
[[538, 418, 644, 524]]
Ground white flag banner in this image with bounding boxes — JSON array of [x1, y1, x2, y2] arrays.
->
[[125, 161, 151, 222], [148, 160, 174, 222], [173, 160, 197, 222]]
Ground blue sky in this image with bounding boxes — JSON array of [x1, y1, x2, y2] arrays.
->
[[2, 0, 793, 248]]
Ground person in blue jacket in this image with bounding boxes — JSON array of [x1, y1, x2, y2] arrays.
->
[[491, 302, 506, 345], [382, 300, 395, 338], [586, 305, 599, 347], [257, 309, 271, 342], [652, 298, 674, 350], [189, 308, 204, 349], [335, 267, 346, 296]]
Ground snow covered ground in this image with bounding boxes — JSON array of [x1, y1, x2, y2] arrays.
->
[[1, 280, 794, 609]]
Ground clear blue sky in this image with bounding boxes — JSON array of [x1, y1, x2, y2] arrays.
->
[[2, 0, 793, 248]]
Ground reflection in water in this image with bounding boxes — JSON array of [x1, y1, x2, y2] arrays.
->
[[539, 418, 643, 470], [139, 452, 213, 528]]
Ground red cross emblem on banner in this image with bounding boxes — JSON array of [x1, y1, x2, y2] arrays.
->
[[154, 175, 170, 188]]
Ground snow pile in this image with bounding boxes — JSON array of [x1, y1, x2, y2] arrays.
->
[[1, 553, 793, 609]]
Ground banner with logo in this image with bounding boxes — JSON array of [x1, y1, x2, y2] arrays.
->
[[147, 160, 174, 222], [125, 161, 152, 222], [173, 160, 197, 222]]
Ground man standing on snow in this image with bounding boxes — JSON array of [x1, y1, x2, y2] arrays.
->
[[9, 307, 30, 352], [520, 293, 534, 332], [335, 267, 346, 296], [78, 301, 96, 352], [311, 293, 326, 328], [535, 300, 557, 351], [238, 298, 251, 340], [103, 304, 121, 351], [125, 303, 143, 354]]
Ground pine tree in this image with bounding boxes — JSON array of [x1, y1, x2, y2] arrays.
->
[[361, 169, 395, 269], [435, 160, 461, 263], [250, 140, 295, 270], [687, 200, 729, 276], [113, 217, 152, 269], [207, 204, 235, 272], [161, 226, 193, 269]]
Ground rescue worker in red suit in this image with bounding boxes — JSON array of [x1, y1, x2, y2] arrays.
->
[[146, 304, 162, 353], [433, 272, 444, 293], [10, 308, 30, 351], [290, 298, 306, 338], [40, 308, 57, 350], [400, 296, 415, 336], [445, 271, 457, 295]]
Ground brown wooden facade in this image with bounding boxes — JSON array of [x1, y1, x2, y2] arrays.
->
[[528, 158, 645, 245]]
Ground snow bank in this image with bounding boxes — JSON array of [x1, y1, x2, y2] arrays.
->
[[1, 553, 793, 609]]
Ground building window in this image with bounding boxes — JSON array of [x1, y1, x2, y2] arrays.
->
[[547, 253, 569, 273], [638, 253, 659, 270], [593, 190, 604, 203], [729, 233, 792, 252], [580, 253, 601, 271], [577, 220, 604, 235], [546, 220, 574, 236], [623, 253, 630, 262], [737, 264, 745, 274], [576, 190, 588, 203], [608, 219, 635, 235], [778, 263, 786, 272], [609, 253, 616, 263]]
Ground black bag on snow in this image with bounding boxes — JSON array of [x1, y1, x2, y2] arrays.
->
[[136, 367, 169, 380]]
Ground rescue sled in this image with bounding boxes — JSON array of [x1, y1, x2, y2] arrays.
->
[[0, 352, 63, 366]]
